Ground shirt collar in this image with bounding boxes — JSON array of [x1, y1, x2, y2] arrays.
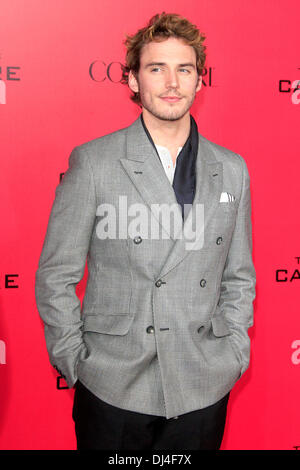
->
[[140, 113, 198, 160]]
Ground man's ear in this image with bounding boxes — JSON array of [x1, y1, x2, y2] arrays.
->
[[128, 70, 139, 93], [196, 75, 202, 92]]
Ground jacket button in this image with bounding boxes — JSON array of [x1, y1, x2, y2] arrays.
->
[[146, 326, 155, 334], [216, 236, 223, 245], [200, 279, 206, 287], [133, 236, 142, 244], [155, 279, 162, 287]]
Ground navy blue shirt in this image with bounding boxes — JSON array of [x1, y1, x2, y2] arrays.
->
[[140, 113, 199, 219]]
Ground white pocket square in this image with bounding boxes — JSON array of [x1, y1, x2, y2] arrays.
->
[[219, 191, 236, 202]]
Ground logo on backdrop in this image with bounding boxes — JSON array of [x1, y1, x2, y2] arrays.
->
[[275, 257, 300, 282], [0, 54, 21, 104], [278, 68, 300, 104], [89, 60, 215, 87], [0, 274, 19, 366], [56, 376, 68, 390], [2, 274, 19, 288], [89, 61, 123, 83], [285, 257, 300, 366]]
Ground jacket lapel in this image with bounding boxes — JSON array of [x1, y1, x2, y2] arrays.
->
[[120, 117, 182, 240], [120, 116, 223, 277]]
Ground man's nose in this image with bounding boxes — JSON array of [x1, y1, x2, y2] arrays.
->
[[165, 70, 179, 89]]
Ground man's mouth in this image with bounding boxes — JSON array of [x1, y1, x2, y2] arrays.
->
[[160, 96, 182, 103]]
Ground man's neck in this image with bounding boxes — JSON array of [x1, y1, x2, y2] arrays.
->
[[141, 109, 191, 158]]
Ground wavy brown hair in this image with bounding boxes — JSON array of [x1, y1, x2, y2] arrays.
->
[[121, 12, 206, 105]]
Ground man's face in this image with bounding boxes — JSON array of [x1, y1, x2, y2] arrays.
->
[[128, 37, 202, 122]]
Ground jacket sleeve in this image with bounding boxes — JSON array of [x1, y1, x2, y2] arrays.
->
[[219, 154, 256, 378], [35, 146, 96, 387]]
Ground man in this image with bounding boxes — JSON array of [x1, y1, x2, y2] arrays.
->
[[35, 12, 256, 450]]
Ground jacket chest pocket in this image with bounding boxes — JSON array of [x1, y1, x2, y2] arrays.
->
[[217, 200, 238, 225]]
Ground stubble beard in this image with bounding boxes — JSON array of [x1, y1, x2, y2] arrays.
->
[[139, 88, 197, 122]]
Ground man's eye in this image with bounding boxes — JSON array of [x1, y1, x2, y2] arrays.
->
[[151, 67, 162, 72], [179, 68, 190, 73]]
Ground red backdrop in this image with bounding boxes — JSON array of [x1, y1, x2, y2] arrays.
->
[[1, 0, 300, 450]]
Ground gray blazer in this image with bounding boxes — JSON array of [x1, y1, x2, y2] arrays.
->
[[35, 115, 256, 419]]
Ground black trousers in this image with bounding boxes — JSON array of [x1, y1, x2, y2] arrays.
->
[[72, 380, 229, 451]]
